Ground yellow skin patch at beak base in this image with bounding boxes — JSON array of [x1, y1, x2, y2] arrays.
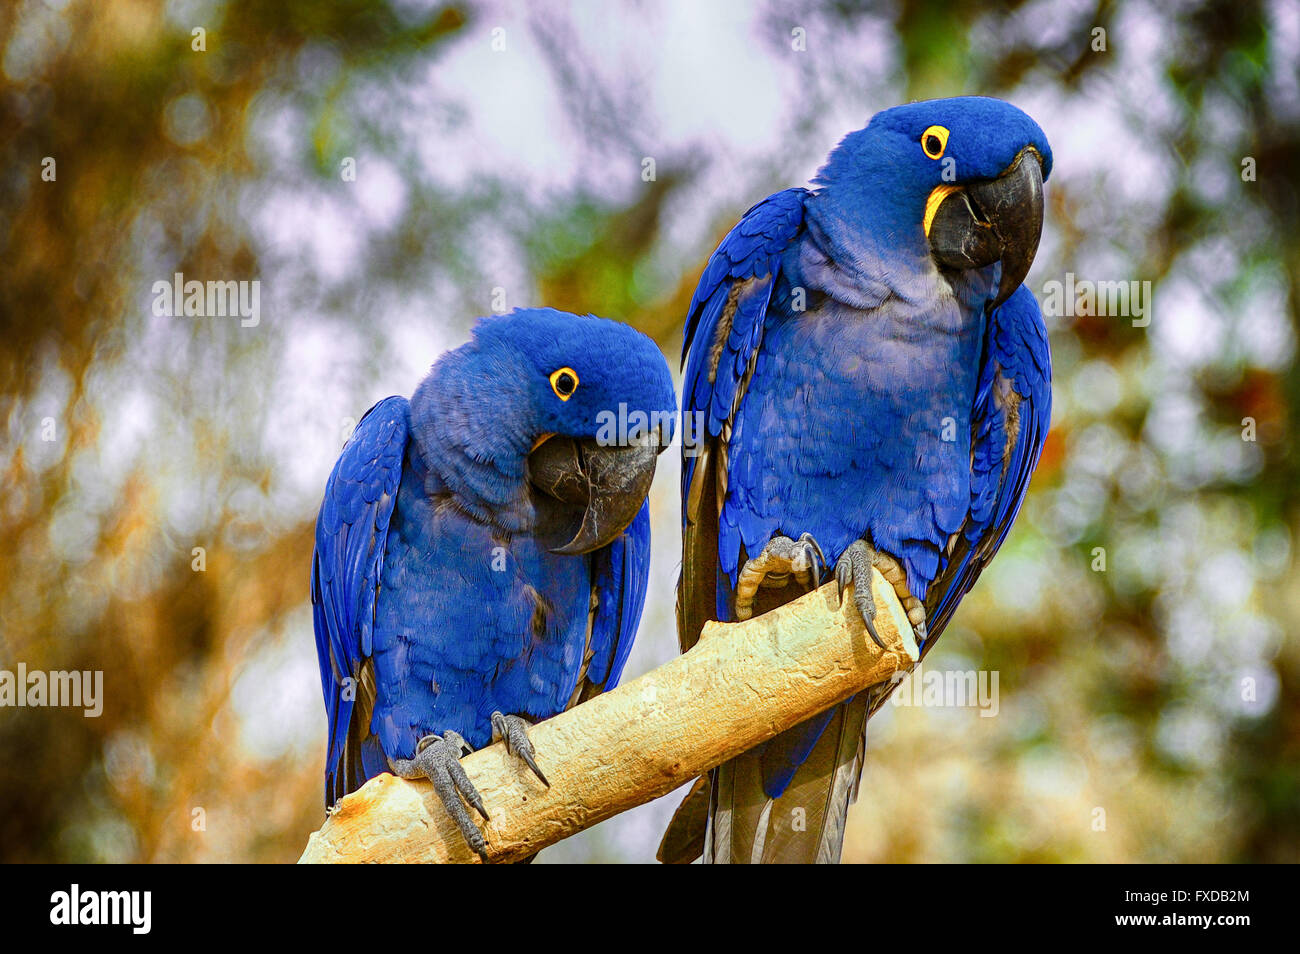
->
[[923, 184, 961, 238], [530, 432, 555, 451]]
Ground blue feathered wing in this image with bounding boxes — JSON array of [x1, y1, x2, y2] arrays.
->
[[311, 396, 409, 807]]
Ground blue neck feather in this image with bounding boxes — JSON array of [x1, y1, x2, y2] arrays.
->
[[407, 342, 538, 532]]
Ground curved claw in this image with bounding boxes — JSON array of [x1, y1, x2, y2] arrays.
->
[[516, 746, 549, 788], [796, 532, 825, 584], [860, 604, 886, 651], [492, 712, 550, 787], [849, 576, 886, 651], [835, 541, 887, 651]]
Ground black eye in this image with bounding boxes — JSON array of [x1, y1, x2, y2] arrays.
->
[[549, 367, 579, 400], [924, 134, 942, 155]]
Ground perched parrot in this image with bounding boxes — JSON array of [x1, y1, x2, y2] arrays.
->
[[311, 308, 676, 859], [662, 96, 1054, 863]]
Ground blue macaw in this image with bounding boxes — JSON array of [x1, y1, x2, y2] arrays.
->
[[662, 96, 1054, 863], [311, 308, 676, 860]]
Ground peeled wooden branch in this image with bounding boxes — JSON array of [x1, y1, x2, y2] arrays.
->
[[298, 570, 916, 864]]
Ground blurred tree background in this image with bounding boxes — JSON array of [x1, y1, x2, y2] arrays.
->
[[1, 0, 1296, 863]]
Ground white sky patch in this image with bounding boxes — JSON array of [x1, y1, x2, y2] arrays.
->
[[95, 386, 154, 483], [417, 16, 578, 194], [1150, 275, 1223, 369], [255, 189, 363, 287], [352, 155, 409, 230], [1110, 2, 1183, 129], [382, 289, 466, 390], [244, 92, 308, 171], [413, 0, 807, 219], [267, 318, 371, 506], [647, 1, 785, 148], [461, 217, 536, 311], [1236, 266, 1297, 370], [1267, 0, 1300, 120], [2, 0, 70, 82], [230, 613, 322, 764], [266, 292, 469, 514]]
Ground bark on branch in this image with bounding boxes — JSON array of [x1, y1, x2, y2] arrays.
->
[[298, 570, 916, 864]]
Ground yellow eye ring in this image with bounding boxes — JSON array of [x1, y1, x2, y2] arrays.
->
[[921, 125, 949, 160], [549, 367, 579, 401]]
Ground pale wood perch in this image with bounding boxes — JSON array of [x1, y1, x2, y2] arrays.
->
[[299, 570, 916, 863]]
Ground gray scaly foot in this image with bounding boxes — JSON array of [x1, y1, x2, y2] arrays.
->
[[389, 731, 490, 862]]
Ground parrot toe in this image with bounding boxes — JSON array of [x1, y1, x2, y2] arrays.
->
[[735, 532, 827, 620], [835, 541, 923, 660], [834, 540, 886, 650], [491, 711, 549, 787], [389, 731, 491, 862]]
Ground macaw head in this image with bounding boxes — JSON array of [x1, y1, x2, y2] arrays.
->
[[412, 307, 676, 553], [816, 95, 1053, 307]]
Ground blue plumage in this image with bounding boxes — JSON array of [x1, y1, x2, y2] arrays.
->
[[670, 96, 1054, 863], [312, 309, 675, 821]]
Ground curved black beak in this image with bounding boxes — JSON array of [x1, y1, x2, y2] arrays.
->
[[927, 148, 1045, 309], [528, 430, 663, 555]]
